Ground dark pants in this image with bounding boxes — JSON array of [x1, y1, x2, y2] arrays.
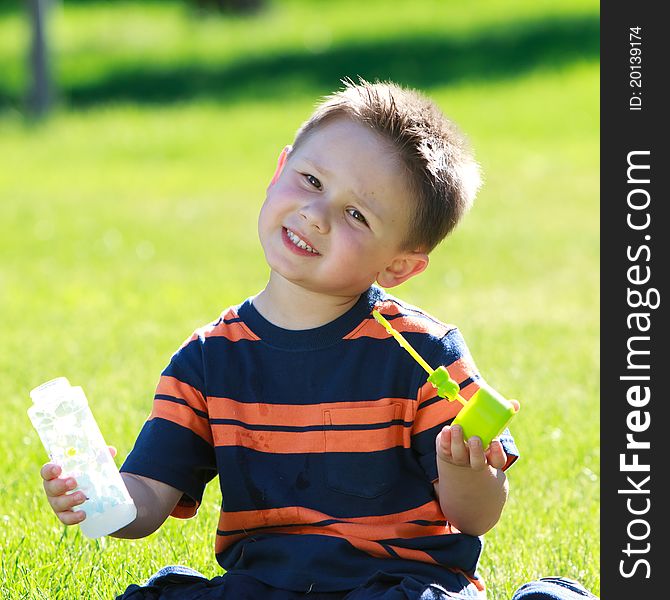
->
[[510, 577, 598, 600], [115, 567, 598, 600]]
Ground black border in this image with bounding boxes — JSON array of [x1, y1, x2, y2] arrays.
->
[[601, 4, 667, 598]]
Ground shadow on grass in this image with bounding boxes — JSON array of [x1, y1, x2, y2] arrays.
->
[[1, 13, 598, 110], [0, 0, 175, 15]]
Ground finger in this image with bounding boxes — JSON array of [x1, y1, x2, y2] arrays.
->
[[50, 490, 87, 514], [485, 440, 507, 469], [448, 425, 470, 465], [467, 437, 487, 470], [108, 446, 117, 458], [56, 508, 87, 526], [510, 399, 520, 412], [43, 475, 77, 498], [436, 426, 453, 461], [40, 463, 61, 481]]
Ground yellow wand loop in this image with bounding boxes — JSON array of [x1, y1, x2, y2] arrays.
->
[[372, 310, 467, 406], [372, 309, 519, 449], [372, 310, 432, 375]]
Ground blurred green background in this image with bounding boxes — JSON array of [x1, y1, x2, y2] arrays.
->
[[0, 1, 599, 598]]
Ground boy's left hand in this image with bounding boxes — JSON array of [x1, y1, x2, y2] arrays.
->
[[436, 424, 508, 471]]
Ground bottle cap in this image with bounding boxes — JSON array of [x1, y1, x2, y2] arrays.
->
[[30, 377, 72, 404]]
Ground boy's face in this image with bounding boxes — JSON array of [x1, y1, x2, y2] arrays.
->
[[258, 117, 422, 297]]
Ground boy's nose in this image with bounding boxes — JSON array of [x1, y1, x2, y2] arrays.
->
[[298, 199, 330, 234]]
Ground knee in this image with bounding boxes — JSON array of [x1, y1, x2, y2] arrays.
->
[[511, 577, 598, 600]]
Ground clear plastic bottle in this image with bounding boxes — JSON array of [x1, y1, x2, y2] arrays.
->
[[28, 377, 137, 538]]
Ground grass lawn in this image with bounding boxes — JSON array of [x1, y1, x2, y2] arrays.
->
[[0, 1, 599, 598]]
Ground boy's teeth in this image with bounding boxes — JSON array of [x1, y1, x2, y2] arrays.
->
[[286, 229, 317, 253]]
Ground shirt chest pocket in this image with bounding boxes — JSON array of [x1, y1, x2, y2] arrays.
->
[[323, 403, 404, 498]]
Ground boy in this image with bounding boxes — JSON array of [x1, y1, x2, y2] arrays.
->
[[41, 80, 597, 600]]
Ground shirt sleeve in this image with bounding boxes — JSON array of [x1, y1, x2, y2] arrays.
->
[[120, 333, 217, 518], [410, 328, 519, 482]]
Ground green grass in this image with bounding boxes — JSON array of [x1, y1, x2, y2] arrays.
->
[[0, 1, 599, 598]]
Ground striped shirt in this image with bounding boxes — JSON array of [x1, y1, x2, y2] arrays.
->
[[121, 285, 519, 593]]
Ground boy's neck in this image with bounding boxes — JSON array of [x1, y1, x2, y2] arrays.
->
[[252, 274, 364, 330]]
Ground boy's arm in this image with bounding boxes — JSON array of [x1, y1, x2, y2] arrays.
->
[[41, 452, 183, 539], [110, 473, 183, 539], [433, 424, 509, 536]]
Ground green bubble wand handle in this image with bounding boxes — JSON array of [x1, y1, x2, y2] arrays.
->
[[372, 310, 519, 448]]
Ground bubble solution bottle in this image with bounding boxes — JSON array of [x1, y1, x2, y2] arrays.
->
[[28, 377, 137, 538]]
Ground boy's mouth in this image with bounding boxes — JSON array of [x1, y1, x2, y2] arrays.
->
[[282, 227, 320, 255]]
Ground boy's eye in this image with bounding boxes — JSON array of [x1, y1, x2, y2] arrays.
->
[[303, 174, 322, 189], [347, 208, 368, 226]]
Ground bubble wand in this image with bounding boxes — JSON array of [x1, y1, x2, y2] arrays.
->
[[372, 310, 519, 449]]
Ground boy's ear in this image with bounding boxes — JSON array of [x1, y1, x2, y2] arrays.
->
[[269, 145, 292, 187], [376, 252, 429, 289]]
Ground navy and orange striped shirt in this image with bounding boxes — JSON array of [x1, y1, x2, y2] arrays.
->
[[121, 285, 518, 593]]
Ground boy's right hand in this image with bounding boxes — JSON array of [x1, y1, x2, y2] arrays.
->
[[40, 446, 117, 526]]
